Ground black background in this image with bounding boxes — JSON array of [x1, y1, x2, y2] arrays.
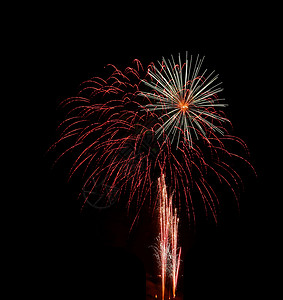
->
[[24, 5, 279, 299]]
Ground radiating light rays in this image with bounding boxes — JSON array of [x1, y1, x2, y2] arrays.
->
[[140, 53, 229, 149]]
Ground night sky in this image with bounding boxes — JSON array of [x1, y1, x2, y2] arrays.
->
[[30, 6, 278, 299]]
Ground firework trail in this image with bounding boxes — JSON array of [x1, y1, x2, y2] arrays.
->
[[158, 173, 171, 300], [50, 53, 255, 225], [151, 173, 181, 299], [171, 208, 181, 299]]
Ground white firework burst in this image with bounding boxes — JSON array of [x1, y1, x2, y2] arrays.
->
[[140, 52, 229, 149]]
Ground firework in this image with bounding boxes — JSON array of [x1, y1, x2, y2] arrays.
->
[[140, 53, 229, 149], [50, 62, 153, 212], [171, 208, 181, 299], [151, 173, 181, 299], [51, 54, 255, 225], [159, 173, 171, 300]]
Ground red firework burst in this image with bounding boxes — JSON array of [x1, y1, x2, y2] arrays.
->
[[50, 54, 255, 225]]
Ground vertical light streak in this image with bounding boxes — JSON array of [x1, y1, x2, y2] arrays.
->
[[157, 173, 181, 299], [158, 173, 170, 300], [171, 208, 181, 298]]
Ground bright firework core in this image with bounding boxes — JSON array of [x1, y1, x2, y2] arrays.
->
[[178, 100, 189, 112]]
